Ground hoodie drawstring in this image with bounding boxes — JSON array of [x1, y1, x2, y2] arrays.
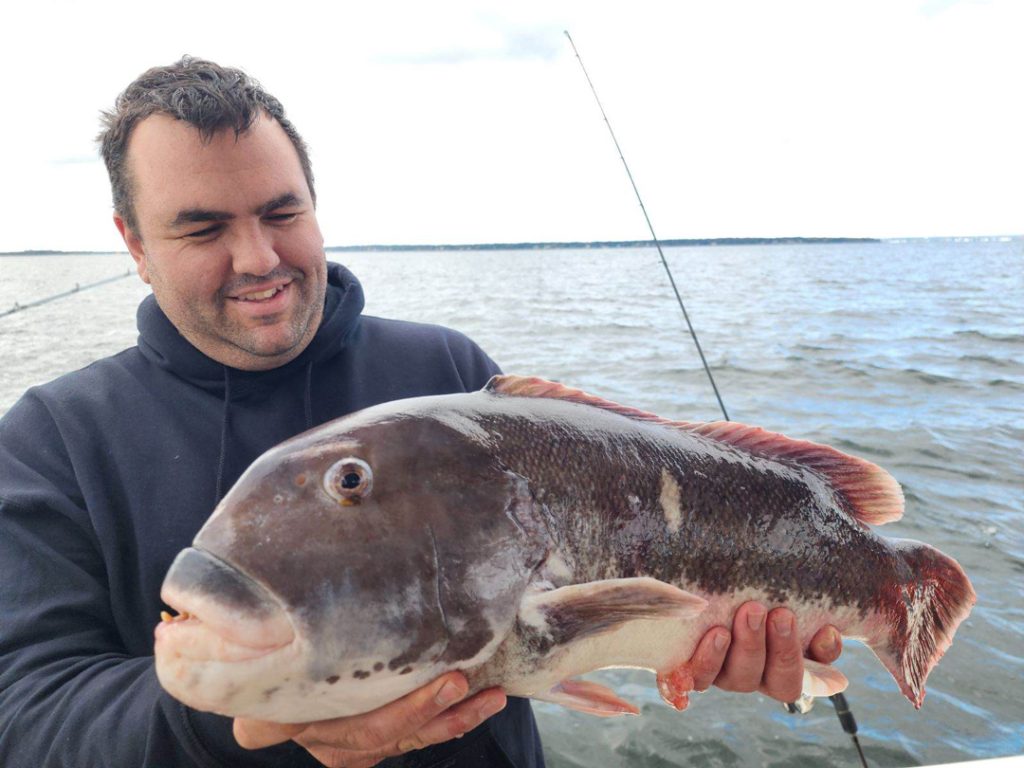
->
[[213, 362, 313, 504], [214, 367, 232, 505], [304, 361, 314, 430]]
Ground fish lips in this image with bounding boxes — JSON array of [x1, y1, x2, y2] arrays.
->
[[159, 546, 296, 656]]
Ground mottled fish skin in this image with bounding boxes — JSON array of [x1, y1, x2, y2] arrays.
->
[[155, 375, 975, 723], [478, 403, 893, 606]]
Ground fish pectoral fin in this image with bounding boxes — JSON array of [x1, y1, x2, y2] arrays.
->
[[802, 659, 849, 698], [521, 577, 707, 646], [533, 678, 639, 717]]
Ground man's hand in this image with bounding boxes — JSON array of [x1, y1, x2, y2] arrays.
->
[[688, 602, 843, 702], [233, 671, 506, 768]]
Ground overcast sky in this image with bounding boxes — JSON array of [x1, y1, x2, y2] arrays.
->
[[2, 0, 1020, 252]]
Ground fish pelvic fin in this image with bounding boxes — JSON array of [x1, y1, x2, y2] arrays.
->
[[533, 678, 639, 717], [484, 374, 904, 527], [870, 539, 976, 708]]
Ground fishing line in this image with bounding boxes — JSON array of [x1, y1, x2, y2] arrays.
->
[[830, 692, 870, 768], [562, 30, 729, 422], [0, 269, 133, 319], [563, 29, 869, 767]]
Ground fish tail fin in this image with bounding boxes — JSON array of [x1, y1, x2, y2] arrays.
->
[[868, 538, 975, 708]]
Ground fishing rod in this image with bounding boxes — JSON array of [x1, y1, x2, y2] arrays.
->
[[563, 30, 869, 768], [562, 30, 728, 423], [0, 269, 134, 319]]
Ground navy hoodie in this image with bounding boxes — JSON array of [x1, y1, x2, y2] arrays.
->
[[0, 263, 544, 767]]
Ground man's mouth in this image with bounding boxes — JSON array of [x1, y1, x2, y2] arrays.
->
[[234, 285, 286, 302]]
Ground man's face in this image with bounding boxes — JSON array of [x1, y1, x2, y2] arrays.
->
[[115, 113, 327, 371]]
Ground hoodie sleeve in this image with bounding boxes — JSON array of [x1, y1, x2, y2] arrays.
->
[[0, 392, 310, 768]]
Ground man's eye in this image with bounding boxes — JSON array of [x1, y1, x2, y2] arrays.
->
[[184, 225, 220, 239], [266, 212, 299, 224]]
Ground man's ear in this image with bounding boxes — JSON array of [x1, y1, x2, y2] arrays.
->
[[114, 214, 151, 284]]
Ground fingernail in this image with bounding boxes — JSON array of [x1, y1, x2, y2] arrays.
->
[[827, 627, 841, 650], [436, 680, 464, 706], [747, 608, 765, 631], [773, 615, 793, 637], [713, 630, 730, 652], [478, 697, 506, 720]]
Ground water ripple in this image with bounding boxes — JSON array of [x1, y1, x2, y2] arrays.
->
[[2, 240, 1022, 768]]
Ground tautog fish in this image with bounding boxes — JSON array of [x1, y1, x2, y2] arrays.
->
[[155, 375, 975, 723]]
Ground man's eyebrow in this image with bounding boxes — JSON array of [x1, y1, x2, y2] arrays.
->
[[257, 192, 303, 216], [170, 208, 233, 227], [168, 193, 303, 228]]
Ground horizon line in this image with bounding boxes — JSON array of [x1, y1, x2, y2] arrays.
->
[[2, 233, 1020, 257]]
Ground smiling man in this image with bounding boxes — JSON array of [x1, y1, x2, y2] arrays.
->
[[0, 57, 841, 768], [115, 113, 328, 371]]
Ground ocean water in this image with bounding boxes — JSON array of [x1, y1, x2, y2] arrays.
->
[[0, 239, 1021, 767]]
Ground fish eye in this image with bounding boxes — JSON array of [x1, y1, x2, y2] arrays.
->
[[324, 458, 373, 505]]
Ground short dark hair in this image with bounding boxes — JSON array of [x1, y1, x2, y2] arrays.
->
[[98, 55, 315, 234]]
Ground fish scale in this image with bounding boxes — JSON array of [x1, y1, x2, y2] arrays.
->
[[487, 405, 881, 612]]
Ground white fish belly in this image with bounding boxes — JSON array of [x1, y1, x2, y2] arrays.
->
[[497, 584, 872, 699]]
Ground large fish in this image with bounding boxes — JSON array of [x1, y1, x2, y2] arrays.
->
[[155, 375, 975, 723]]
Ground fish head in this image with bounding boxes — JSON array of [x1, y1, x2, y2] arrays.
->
[[155, 396, 547, 722]]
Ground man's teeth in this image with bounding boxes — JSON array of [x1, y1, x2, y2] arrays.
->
[[237, 286, 282, 301]]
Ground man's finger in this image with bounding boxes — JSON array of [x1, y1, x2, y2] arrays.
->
[[759, 608, 804, 703], [807, 625, 842, 664], [299, 671, 470, 753], [233, 718, 308, 750], [688, 626, 731, 692], [714, 601, 767, 692], [299, 689, 507, 768], [401, 688, 507, 748]]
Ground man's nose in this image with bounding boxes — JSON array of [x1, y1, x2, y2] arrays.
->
[[229, 222, 281, 276]]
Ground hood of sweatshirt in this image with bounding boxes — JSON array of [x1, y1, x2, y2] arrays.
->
[[136, 261, 365, 397], [136, 262, 366, 502]]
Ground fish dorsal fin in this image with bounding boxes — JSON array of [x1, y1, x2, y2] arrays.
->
[[484, 375, 904, 526], [485, 375, 691, 427]]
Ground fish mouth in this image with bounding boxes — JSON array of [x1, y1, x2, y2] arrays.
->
[[156, 547, 296, 661]]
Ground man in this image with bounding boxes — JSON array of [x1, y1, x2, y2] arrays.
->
[[0, 57, 841, 767]]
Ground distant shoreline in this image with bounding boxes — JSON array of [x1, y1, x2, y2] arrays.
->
[[3, 234, 1020, 256], [0, 250, 128, 257], [326, 236, 883, 253]]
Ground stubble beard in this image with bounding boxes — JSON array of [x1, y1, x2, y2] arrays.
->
[[172, 272, 326, 366], [221, 275, 325, 360]]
